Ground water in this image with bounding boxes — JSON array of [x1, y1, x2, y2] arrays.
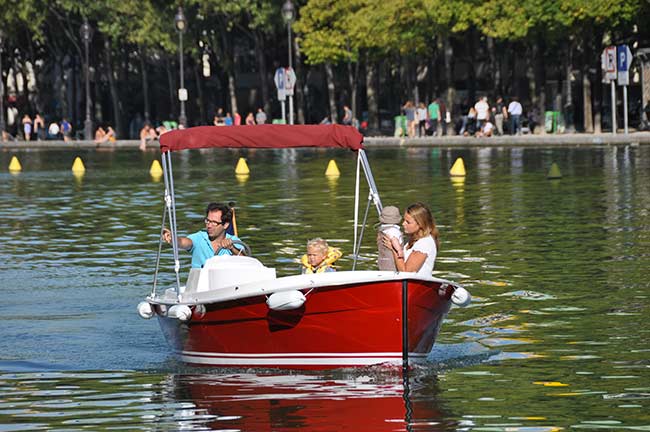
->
[[1, 145, 649, 430]]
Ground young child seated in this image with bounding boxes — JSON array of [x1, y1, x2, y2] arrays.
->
[[300, 238, 342, 274], [377, 206, 403, 271]]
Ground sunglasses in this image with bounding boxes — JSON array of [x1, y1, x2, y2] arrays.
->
[[204, 218, 225, 226]]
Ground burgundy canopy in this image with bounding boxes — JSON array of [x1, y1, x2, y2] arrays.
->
[[159, 124, 364, 153]]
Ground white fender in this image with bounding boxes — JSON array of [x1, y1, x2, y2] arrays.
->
[[451, 287, 471, 307], [267, 290, 306, 311], [168, 305, 192, 321], [137, 302, 154, 319]]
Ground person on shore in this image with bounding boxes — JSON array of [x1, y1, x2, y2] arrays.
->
[[94, 125, 116, 144], [403, 101, 416, 138], [162, 202, 245, 268], [427, 99, 440, 136], [376, 206, 403, 271], [22, 114, 33, 141], [213, 108, 225, 126], [139, 123, 157, 151], [474, 96, 490, 131], [342, 105, 353, 126], [477, 119, 494, 137], [47, 121, 60, 139], [416, 103, 427, 137], [508, 97, 523, 135], [34, 113, 46, 140], [495, 96, 508, 135], [255, 108, 267, 125], [382, 202, 439, 276], [60, 118, 72, 142], [224, 112, 233, 126], [245, 112, 256, 125], [300, 238, 341, 274]]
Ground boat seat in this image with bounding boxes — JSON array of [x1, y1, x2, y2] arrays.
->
[[184, 268, 202, 294], [195, 255, 276, 292]]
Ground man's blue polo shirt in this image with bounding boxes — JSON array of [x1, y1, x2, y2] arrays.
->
[[187, 230, 243, 268]]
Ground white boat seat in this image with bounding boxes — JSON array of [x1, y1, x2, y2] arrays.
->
[[195, 255, 276, 293]]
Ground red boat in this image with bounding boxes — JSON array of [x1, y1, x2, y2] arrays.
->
[[138, 125, 470, 369]]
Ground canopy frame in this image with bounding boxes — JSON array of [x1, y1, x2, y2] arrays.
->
[[150, 126, 382, 301]]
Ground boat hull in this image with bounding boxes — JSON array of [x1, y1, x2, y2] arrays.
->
[[154, 278, 453, 369]]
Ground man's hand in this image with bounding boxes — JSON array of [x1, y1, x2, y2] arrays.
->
[[162, 228, 172, 244]]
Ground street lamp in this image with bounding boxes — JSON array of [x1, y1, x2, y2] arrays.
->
[[0, 30, 5, 136], [80, 19, 93, 140], [282, 0, 295, 124], [175, 6, 187, 128]]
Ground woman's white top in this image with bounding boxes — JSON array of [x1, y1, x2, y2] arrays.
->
[[404, 235, 437, 276]]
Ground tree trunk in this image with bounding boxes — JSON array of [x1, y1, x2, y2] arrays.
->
[[365, 53, 379, 132], [228, 73, 238, 117], [346, 43, 359, 123], [140, 49, 150, 123], [443, 35, 456, 131], [253, 31, 271, 115], [105, 39, 122, 137], [193, 60, 205, 126], [564, 39, 575, 132], [534, 37, 546, 134], [325, 62, 337, 123], [294, 36, 305, 124]]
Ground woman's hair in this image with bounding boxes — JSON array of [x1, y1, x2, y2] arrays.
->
[[405, 202, 439, 249]]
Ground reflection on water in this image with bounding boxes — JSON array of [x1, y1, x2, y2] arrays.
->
[[0, 369, 455, 431], [1, 145, 650, 430]]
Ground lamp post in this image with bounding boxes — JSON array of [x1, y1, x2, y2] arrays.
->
[[0, 30, 5, 136], [282, 0, 295, 124], [175, 6, 187, 128], [80, 19, 93, 140]]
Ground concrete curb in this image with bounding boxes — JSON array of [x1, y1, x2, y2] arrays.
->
[[2, 132, 650, 150]]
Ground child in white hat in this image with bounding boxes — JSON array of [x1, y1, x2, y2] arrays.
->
[[376, 206, 403, 271]]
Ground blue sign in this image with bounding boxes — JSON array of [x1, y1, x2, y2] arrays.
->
[[617, 45, 631, 72]]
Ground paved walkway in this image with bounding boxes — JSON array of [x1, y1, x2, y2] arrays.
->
[[2, 132, 650, 150]]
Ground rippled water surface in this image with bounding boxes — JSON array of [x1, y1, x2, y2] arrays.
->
[[1, 145, 649, 430]]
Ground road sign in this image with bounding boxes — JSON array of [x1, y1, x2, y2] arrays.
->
[[617, 44, 633, 86], [285, 67, 296, 96], [601, 46, 617, 82], [274, 68, 287, 101]]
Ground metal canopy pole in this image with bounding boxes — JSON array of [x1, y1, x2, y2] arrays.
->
[[161, 151, 182, 301], [151, 203, 167, 298], [359, 150, 383, 213], [353, 152, 361, 264]]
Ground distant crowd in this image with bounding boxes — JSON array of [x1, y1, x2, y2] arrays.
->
[[1, 107, 73, 143], [398, 96, 528, 138]]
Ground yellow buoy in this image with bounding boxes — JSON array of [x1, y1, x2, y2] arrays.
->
[[149, 160, 163, 176], [9, 156, 22, 172], [235, 157, 250, 175], [325, 159, 340, 177], [450, 157, 466, 177], [547, 162, 562, 179], [71, 156, 86, 174]]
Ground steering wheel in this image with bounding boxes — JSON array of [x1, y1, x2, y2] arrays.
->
[[218, 239, 252, 257]]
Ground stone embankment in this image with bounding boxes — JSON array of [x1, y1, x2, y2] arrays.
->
[[2, 132, 650, 150]]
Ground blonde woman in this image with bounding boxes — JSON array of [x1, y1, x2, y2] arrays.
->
[[382, 202, 439, 275]]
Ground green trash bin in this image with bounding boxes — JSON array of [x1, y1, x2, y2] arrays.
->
[[394, 115, 407, 137], [544, 111, 555, 133]]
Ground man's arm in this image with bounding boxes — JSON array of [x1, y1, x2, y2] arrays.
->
[[162, 228, 193, 250]]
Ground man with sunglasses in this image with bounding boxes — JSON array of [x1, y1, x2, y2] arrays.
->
[[162, 202, 245, 268]]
